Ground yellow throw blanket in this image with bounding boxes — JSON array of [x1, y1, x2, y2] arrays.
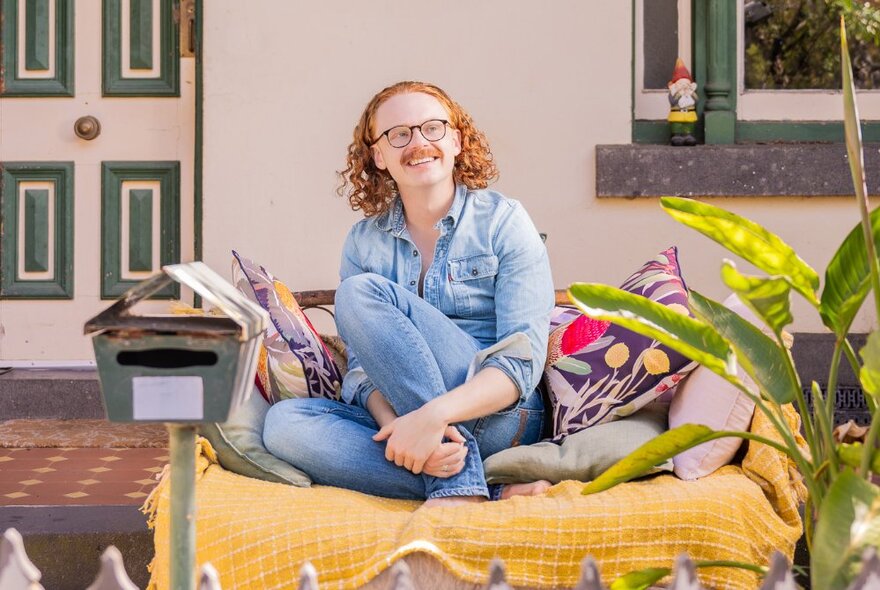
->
[[144, 406, 806, 589]]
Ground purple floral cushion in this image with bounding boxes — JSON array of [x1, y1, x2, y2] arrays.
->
[[232, 251, 342, 403], [545, 247, 698, 441]]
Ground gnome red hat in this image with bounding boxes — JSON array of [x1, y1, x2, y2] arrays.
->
[[669, 58, 693, 84]]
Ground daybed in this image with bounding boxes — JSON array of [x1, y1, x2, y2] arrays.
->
[[143, 288, 807, 590]]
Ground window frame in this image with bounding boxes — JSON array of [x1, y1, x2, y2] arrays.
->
[[633, 0, 693, 120], [632, 0, 880, 144], [736, 0, 880, 121]]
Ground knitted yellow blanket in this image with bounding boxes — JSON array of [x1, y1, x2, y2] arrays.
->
[[144, 406, 806, 589]]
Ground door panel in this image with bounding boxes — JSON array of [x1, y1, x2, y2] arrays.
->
[[0, 162, 73, 298], [0, 0, 195, 362], [101, 161, 180, 299], [1, 0, 74, 96]]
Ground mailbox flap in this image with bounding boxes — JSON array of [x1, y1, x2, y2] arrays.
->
[[84, 262, 268, 341], [162, 262, 268, 340]]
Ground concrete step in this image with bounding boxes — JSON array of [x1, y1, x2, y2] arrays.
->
[[0, 419, 167, 590], [1, 505, 153, 589], [0, 369, 104, 420]]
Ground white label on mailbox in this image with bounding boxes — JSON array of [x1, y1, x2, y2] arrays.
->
[[132, 376, 204, 420]]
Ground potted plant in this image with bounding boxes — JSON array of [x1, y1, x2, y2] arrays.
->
[[570, 19, 880, 590]]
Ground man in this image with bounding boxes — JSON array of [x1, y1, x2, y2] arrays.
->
[[264, 82, 553, 506]]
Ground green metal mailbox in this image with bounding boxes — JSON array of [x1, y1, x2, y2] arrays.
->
[[84, 262, 268, 423]]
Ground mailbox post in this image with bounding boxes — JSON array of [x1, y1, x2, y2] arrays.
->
[[85, 262, 268, 590]]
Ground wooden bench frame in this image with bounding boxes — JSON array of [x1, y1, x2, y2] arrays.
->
[[293, 289, 572, 313]]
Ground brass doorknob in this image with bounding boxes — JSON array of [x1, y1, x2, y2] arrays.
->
[[74, 116, 101, 140]]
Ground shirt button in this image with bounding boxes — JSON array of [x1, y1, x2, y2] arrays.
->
[[412, 250, 418, 257], [410, 280, 416, 286], [472, 267, 479, 276]]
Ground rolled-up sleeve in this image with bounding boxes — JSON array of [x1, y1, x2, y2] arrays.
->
[[338, 228, 378, 407], [471, 202, 554, 402]]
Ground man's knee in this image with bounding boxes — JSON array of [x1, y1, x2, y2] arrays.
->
[[335, 273, 392, 318], [263, 397, 334, 453]]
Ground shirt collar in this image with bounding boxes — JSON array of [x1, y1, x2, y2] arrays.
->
[[374, 184, 468, 234]]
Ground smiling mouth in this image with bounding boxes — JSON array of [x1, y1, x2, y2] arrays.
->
[[406, 156, 438, 167]]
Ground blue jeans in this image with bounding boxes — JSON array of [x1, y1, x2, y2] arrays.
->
[[263, 273, 545, 500]]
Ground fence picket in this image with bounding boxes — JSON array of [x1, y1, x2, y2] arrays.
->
[[573, 557, 605, 590], [669, 554, 702, 590], [84, 546, 137, 590], [758, 552, 796, 590], [0, 529, 44, 590], [849, 547, 880, 590], [198, 563, 222, 590], [389, 560, 415, 590], [298, 562, 319, 590], [486, 559, 513, 590]]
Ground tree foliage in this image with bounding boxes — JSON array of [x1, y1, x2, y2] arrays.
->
[[745, 0, 880, 89]]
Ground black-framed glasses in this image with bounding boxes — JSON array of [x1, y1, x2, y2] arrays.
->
[[372, 119, 449, 148]]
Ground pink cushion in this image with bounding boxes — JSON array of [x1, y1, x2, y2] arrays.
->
[[670, 294, 761, 480]]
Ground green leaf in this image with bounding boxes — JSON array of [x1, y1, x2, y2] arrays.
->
[[837, 442, 880, 474], [581, 424, 790, 495], [860, 331, 880, 399], [842, 17, 869, 218], [584, 425, 719, 494], [820, 207, 880, 337], [609, 561, 768, 590], [610, 568, 669, 590], [660, 197, 819, 305], [554, 357, 592, 376], [812, 470, 880, 590], [720, 261, 793, 335], [689, 290, 800, 405], [567, 283, 737, 382]]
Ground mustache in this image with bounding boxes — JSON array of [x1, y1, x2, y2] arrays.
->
[[401, 146, 442, 163]]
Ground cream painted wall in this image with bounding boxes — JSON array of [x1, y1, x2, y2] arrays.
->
[[203, 1, 874, 334]]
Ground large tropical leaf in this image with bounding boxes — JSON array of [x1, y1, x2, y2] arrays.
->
[[660, 197, 819, 305], [820, 208, 880, 337], [838, 17, 880, 338], [841, 17, 869, 220], [812, 470, 880, 590], [720, 261, 793, 335], [689, 291, 800, 405], [582, 424, 790, 495], [860, 330, 880, 400], [567, 283, 736, 380]]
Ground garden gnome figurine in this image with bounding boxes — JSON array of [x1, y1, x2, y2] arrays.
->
[[668, 58, 698, 146]]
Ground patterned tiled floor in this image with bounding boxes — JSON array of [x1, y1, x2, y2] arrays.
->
[[0, 447, 168, 506]]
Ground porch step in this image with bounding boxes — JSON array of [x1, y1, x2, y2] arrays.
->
[[0, 419, 168, 589], [0, 369, 104, 420]]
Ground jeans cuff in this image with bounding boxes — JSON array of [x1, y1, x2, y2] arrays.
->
[[488, 484, 504, 501], [426, 486, 489, 500]]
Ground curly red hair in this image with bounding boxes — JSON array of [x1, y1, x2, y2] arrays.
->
[[338, 81, 499, 217]]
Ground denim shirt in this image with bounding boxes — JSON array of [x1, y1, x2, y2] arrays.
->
[[338, 183, 554, 407]]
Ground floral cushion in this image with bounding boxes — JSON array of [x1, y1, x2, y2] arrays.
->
[[232, 251, 342, 403], [545, 247, 698, 441]]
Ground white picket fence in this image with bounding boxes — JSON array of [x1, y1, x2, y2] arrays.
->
[[2, 527, 880, 590]]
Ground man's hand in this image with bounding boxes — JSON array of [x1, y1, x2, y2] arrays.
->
[[423, 426, 468, 478], [372, 406, 448, 475]]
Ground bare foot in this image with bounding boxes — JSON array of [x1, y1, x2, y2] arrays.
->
[[500, 480, 552, 500], [422, 495, 487, 509]]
